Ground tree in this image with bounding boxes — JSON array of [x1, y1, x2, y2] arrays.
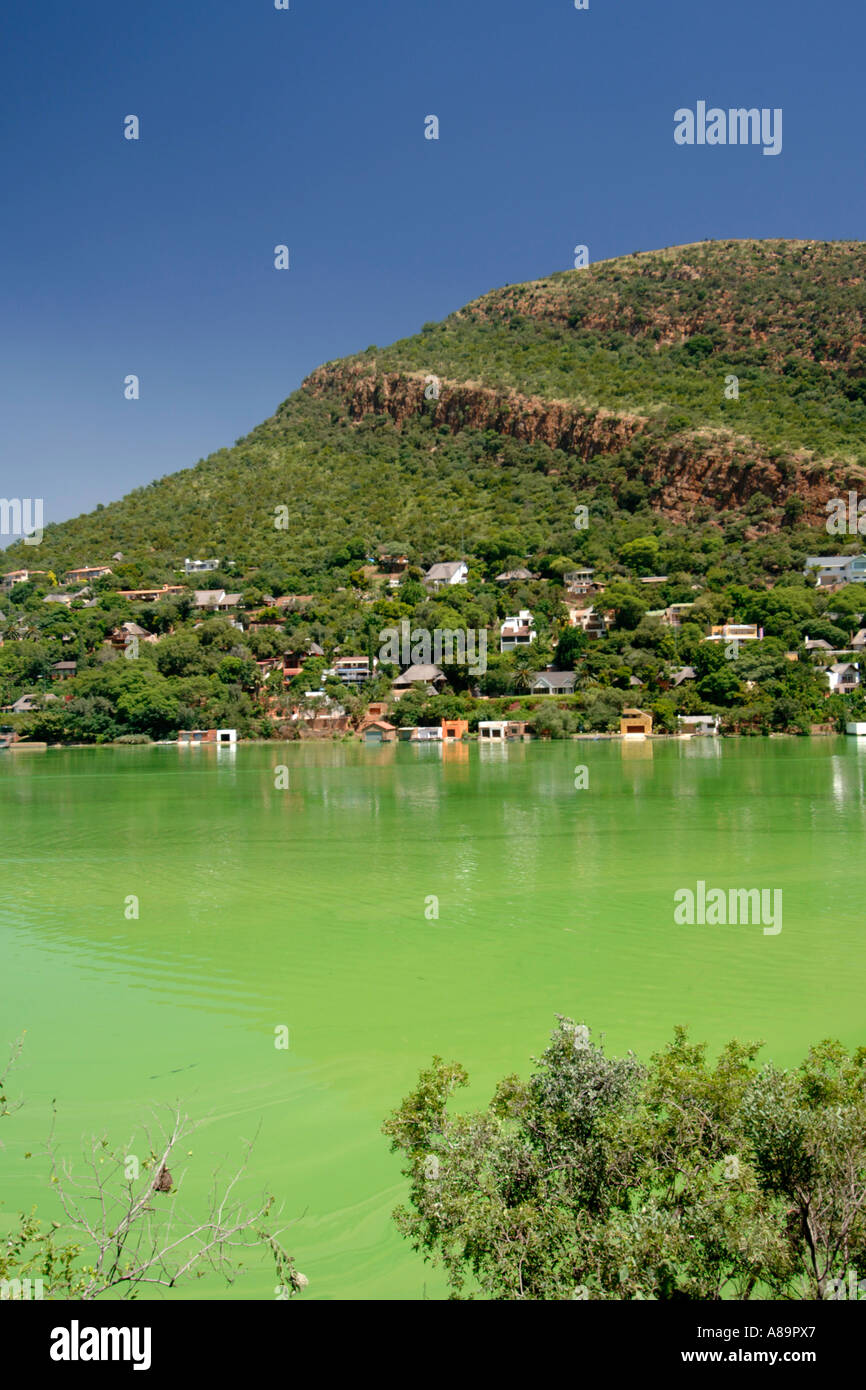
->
[[383, 1019, 866, 1300], [554, 626, 587, 671]]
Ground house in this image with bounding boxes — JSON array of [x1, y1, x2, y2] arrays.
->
[[677, 714, 720, 736], [531, 670, 576, 695], [184, 558, 220, 574], [804, 638, 835, 653], [51, 661, 77, 681], [3, 694, 40, 713], [476, 720, 530, 742], [63, 565, 112, 585], [1, 569, 50, 592], [282, 650, 310, 680], [804, 555, 866, 590], [273, 595, 315, 610], [398, 725, 443, 742], [827, 662, 860, 693], [377, 548, 409, 579], [495, 568, 536, 584], [568, 605, 607, 638], [563, 568, 595, 595], [117, 586, 186, 602], [256, 657, 283, 680], [649, 603, 697, 628], [441, 719, 469, 740], [620, 708, 653, 738], [705, 623, 763, 643], [359, 701, 390, 724], [850, 629, 866, 651], [670, 665, 696, 687], [391, 664, 447, 698], [846, 722, 866, 736], [500, 610, 536, 651], [43, 592, 74, 607], [361, 719, 397, 744], [193, 590, 241, 612], [329, 656, 371, 686], [110, 620, 156, 648], [424, 560, 468, 590]]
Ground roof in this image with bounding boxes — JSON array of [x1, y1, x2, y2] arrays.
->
[[532, 670, 576, 689], [805, 638, 834, 650], [830, 662, 858, 674], [392, 664, 445, 685], [122, 621, 151, 637], [671, 665, 696, 685], [851, 630, 866, 645], [805, 556, 855, 568], [425, 561, 465, 581], [53, 661, 77, 670], [495, 568, 534, 582]]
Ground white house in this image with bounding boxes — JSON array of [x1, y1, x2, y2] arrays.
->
[[677, 714, 720, 736], [478, 720, 508, 739], [704, 623, 763, 643], [193, 590, 241, 611], [804, 556, 866, 589], [185, 558, 220, 574], [500, 610, 536, 652], [827, 662, 860, 693], [531, 670, 576, 695], [424, 561, 468, 590]]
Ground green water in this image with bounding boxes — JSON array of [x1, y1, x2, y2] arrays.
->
[[1, 737, 862, 1299]]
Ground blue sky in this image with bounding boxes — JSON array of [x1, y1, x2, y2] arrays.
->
[[2, 0, 863, 535]]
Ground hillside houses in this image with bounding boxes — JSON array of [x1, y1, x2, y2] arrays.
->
[[563, 568, 596, 595], [1, 569, 51, 592], [117, 585, 186, 602], [704, 623, 763, 644], [392, 664, 447, 698], [805, 555, 866, 590], [827, 662, 860, 693], [193, 589, 241, 612], [500, 611, 536, 651], [424, 560, 468, 590], [64, 565, 113, 585], [567, 604, 608, 638], [531, 670, 576, 695], [645, 603, 696, 628]]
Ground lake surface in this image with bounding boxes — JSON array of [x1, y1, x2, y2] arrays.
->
[[1, 737, 862, 1299]]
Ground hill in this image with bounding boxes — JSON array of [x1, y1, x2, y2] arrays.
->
[[3, 239, 866, 746], [5, 238, 866, 592]]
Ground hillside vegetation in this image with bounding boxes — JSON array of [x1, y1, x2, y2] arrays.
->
[[2, 239, 866, 744]]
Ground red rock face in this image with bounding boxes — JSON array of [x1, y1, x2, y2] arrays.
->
[[303, 362, 865, 531]]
